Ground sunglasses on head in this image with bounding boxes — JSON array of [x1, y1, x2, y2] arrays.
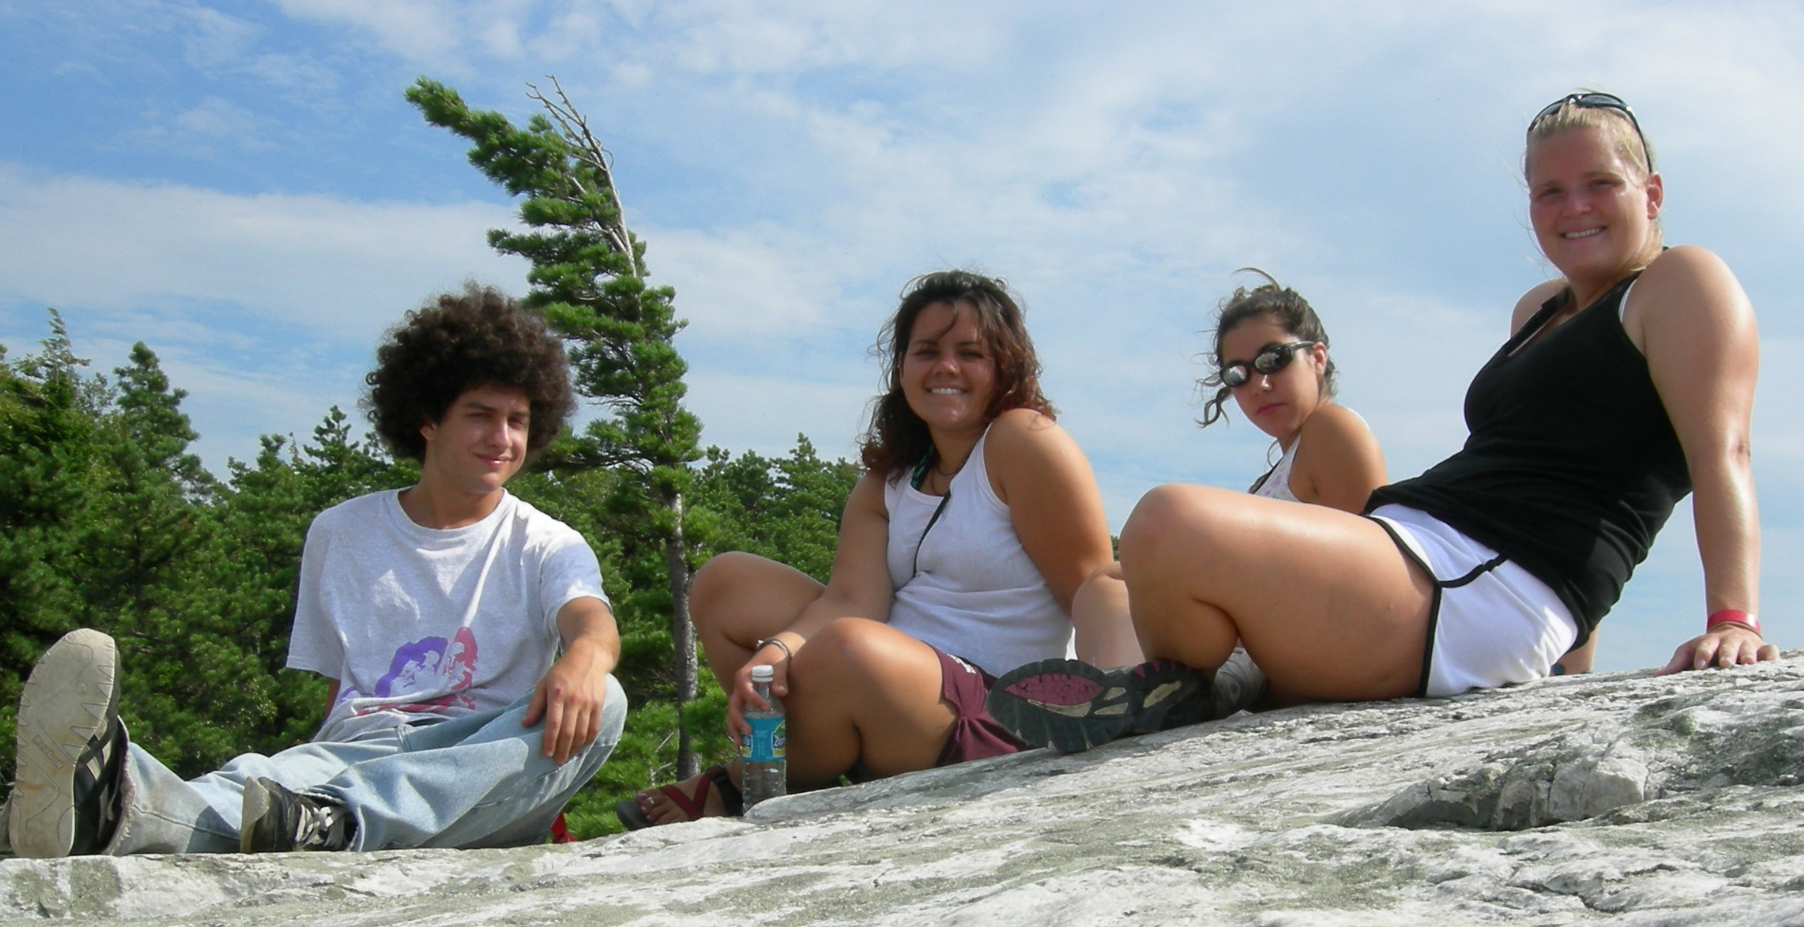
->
[[1529, 92, 1651, 172], [1220, 341, 1318, 389]]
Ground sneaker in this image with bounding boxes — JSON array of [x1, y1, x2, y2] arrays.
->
[[1123, 659, 1215, 734], [986, 659, 1135, 753], [239, 777, 353, 853], [1210, 648, 1268, 719], [11, 629, 125, 858]]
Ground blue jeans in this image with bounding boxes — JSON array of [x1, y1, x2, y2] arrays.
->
[[104, 676, 627, 854]]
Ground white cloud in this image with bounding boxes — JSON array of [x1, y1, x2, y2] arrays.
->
[[270, 0, 466, 61], [0, 165, 522, 327]]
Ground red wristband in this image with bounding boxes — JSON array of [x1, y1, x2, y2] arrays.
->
[[1707, 609, 1761, 637]]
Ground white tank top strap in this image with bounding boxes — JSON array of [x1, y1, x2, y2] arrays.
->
[[1249, 441, 1299, 502]]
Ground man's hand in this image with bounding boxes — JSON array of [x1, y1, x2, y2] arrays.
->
[[525, 597, 619, 764]]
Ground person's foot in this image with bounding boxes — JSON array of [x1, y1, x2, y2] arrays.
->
[[239, 777, 353, 852], [615, 764, 743, 830], [11, 629, 125, 858], [987, 657, 1217, 753], [1210, 648, 1268, 719], [986, 659, 1135, 753], [1123, 659, 1215, 733]]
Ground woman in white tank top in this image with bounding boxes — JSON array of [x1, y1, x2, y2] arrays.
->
[[1205, 270, 1385, 511], [619, 271, 1126, 828], [1050, 272, 1387, 725]]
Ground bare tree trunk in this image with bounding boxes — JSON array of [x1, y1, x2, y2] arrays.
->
[[663, 488, 699, 780]]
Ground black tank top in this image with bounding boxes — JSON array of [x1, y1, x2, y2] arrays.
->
[[1367, 273, 1690, 637]]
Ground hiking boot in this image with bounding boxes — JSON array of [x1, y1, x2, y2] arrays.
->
[[1123, 659, 1215, 734], [11, 629, 126, 858], [986, 659, 1134, 753], [239, 777, 353, 853]]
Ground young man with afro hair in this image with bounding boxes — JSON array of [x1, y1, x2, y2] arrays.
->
[[7, 284, 626, 856]]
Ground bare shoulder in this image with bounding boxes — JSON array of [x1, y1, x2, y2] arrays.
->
[[844, 469, 891, 521], [1635, 245, 1741, 303], [1300, 403, 1375, 445], [1512, 278, 1569, 334], [983, 407, 1070, 460], [983, 408, 1095, 504], [1626, 246, 1753, 346], [1294, 402, 1387, 511]]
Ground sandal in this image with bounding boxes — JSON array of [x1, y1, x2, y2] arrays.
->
[[615, 764, 744, 830]]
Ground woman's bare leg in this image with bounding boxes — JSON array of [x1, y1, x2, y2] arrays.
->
[[1553, 632, 1598, 675], [1070, 562, 1145, 667], [1119, 484, 1434, 704], [782, 618, 955, 785], [690, 551, 826, 688], [637, 557, 956, 823]]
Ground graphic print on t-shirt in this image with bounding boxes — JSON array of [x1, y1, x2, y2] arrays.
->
[[342, 628, 480, 715]]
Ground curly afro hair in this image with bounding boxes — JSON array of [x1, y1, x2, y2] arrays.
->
[[365, 283, 576, 462]]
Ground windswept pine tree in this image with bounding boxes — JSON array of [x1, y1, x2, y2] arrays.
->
[[407, 77, 707, 778]]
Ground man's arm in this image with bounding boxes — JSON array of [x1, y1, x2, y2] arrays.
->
[[524, 596, 621, 764]]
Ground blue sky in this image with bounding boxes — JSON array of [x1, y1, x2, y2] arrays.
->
[[3, 0, 1799, 673]]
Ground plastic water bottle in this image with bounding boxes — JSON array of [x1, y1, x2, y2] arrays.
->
[[740, 664, 787, 809]]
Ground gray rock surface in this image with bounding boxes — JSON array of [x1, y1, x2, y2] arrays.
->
[[5, 655, 1803, 926]]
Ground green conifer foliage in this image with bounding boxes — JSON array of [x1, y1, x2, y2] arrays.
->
[[408, 76, 708, 778]]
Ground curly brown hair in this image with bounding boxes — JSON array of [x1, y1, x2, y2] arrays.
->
[[365, 283, 576, 462], [859, 270, 1053, 479]]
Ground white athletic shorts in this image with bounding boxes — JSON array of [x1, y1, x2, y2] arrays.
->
[[1368, 504, 1580, 698]]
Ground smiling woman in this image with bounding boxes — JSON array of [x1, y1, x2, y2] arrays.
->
[[981, 91, 1777, 755], [616, 270, 1129, 828]]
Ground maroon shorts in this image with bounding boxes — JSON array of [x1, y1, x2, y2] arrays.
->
[[932, 648, 1030, 767]]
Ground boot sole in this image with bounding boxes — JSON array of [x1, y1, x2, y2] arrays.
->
[[11, 629, 119, 859], [986, 659, 1134, 753]]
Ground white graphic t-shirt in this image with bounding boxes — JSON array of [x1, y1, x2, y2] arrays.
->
[[288, 490, 607, 743]]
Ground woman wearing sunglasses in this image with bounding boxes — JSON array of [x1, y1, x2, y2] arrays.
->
[[1201, 270, 1385, 512], [618, 271, 1126, 826], [997, 274, 1385, 741], [988, 91, 1774, 752]]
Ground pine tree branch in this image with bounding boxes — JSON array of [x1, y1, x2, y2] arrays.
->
[[526, 76, 639, 277]]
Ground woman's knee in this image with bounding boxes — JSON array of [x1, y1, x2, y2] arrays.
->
[[1120, 484, 1230, 564], [796, 618, 887, 672], [690, 551, 820, 638], [689, 551, 761, 621]]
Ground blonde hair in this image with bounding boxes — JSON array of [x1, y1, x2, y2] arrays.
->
[[1524, 94, 1665, 259]]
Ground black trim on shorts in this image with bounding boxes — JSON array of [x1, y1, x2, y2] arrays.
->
[[1368, 514, 1508, 698]]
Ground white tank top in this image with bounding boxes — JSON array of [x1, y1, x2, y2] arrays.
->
[[883, 428, 1071, 676], [1249, 441, 1299, 502]]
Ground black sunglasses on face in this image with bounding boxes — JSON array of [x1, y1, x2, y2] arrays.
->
[[1220, 341, 1318, 389], [1529, 92, 1651, 172]]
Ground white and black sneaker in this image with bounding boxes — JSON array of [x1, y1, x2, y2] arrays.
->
[[239, 777, 353, 853], [11, 629, 126, 858]]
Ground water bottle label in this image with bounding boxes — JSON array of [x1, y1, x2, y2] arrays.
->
[[741, 716, 786, 763]]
